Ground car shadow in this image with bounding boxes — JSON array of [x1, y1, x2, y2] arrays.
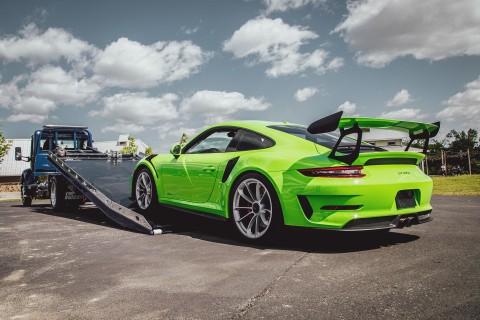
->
[[146, 208, 421, 253], [21, 202, 420, 253]]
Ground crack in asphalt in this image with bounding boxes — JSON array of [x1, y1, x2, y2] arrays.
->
[[231, 251, 310, 319]]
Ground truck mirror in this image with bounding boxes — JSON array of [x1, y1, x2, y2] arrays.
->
[[15, 147, 22, 161], [170, 144, 181, 158]]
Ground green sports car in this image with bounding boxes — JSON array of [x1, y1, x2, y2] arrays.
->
[[132, 111, 440, 242]]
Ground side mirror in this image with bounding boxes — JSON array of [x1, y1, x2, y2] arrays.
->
[[15, 147, 22, 161], [170, 144, 182, 159]]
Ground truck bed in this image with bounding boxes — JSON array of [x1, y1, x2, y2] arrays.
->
[[65, 159, 136, 208]]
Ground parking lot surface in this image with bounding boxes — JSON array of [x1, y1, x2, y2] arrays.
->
[[1, 196, 479, 319]]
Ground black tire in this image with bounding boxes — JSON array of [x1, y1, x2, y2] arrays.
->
[[20, 169, 34, 207], [21, 183, 32, 207], [50, 176, 66, 211], [230, 172, 283, 243], [134, 168, 159, 214]]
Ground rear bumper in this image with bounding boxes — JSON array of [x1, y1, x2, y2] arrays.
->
[[339, 210, 432, 231], [276, 165, 434, 230]]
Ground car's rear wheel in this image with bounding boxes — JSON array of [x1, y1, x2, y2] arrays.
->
[[135, 169, 158, 213], [230, 173, 283, 242]]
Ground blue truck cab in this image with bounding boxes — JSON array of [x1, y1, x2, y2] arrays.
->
[[15, 125, 94, 206], [30, 125, 93, 177]]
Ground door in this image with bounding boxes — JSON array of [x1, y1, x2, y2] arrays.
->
[[161, 128, 238, 202]]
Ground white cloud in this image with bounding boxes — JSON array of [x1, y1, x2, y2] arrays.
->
[[294, 87, 318, 102], [93, 37, 212, 88], [223, 17, 343, 77], [158, 123, 200, 140], [337, 101, 357, 115], [181, 26, 200, 35], [92, 91, 179, 125], [102, 121, 146, 134], [0, 23, 95, 66], [380, 108, 427, 121], [12, 96, 56, 114], [437, 76, 480, 127], [333, 0, 480, 67], [6, 113, 47, 123], [0, 66, 101, 122], [0, 76, 22, 108], [264, 0, 327, 14], [180, 90, 270, 118], [387, 89, 413, 107], [25, 66, 101, 105]]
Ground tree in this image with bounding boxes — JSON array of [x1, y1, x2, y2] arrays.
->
[[447, 129, 478, 152], [428, 138, 448, 153], [179, 133, 189, 146], [145, 147, 153, 155], [0, 127, 12, 164], [119, 136, 138, 155]]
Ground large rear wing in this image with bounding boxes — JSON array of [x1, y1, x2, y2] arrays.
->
[[307, 111, 440, 165]]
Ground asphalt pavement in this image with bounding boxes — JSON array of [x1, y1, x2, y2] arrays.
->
[[0, 196, 479, 319]]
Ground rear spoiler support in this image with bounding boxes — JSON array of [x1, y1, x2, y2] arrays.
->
[[405, 121, 441, 154], [308, 111, 440, 165], [329, 122, 363, 165]]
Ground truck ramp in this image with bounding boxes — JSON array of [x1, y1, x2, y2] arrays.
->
[[48, 152, 163, 235]]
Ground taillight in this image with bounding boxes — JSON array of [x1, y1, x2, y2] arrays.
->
[[298, 166, 365, 178]]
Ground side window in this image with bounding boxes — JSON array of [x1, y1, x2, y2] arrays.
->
[[235, 130, 274, 151], [184, 130, 237, 154]]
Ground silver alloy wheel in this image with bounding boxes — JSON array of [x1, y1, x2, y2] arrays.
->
[[232, 178, 273, 239], [50, 180, 57, 208], [136, 171, 152, 210]]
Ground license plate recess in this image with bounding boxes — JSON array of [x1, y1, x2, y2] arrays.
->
[[396, 190, 416, 209]]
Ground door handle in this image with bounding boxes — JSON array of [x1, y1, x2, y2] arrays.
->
[[203, 166, 216, 172]]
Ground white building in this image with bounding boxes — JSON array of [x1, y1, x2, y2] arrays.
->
[[0, 139, 31, 182], [93, 135, 150, 155]]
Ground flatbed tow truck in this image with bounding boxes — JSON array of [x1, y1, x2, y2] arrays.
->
[[15, 125, 163, 235]]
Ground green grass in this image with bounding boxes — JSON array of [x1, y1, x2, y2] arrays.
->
[[432, 174, 480, 196]]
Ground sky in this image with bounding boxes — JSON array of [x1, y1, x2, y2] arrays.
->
[[0, 0, 479, 152]]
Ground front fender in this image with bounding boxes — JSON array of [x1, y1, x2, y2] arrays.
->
[[131, 156, 158, 198]]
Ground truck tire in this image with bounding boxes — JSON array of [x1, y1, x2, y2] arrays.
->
[[50, 176, 66, 211], [21, 183, 32, 207], [20, 169, 34, 207]]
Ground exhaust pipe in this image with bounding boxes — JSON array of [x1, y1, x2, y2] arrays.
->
[[398, 218, 407, 228], [405, 217, 415, 227]]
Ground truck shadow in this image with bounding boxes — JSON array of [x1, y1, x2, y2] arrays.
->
[[26, 203, 420, 253], [27, 203, 130, 232]]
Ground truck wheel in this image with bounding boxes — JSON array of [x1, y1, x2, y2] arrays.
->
[[21, 184, 32, 207], [50, 176, 66, 211], [134, 169, 158, 213], [20, 169, 34, 207]]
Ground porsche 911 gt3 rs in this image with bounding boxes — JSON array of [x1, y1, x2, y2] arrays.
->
[[132, 111, 439, 242]]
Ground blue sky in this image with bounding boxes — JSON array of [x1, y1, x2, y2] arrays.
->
[[1, 0, 479, 152]]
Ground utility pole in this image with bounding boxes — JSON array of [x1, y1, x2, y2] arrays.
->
[[467, 149, 472, 175]]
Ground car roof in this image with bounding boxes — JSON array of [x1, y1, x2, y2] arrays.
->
[[209, 120, 305, 131]]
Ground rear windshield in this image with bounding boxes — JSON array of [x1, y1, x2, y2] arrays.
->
[[268, 124, 375, 149]]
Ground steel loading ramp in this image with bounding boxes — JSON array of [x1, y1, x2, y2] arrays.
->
[[47, 152, 163, 235]]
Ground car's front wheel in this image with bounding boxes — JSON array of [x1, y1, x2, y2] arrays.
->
[[230, 173, 283, 243], [135, 169, 158, 213]]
